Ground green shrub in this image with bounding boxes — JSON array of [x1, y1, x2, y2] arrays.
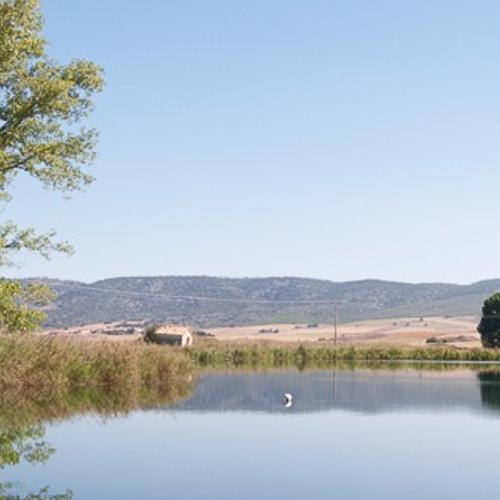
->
[[478, 293, 500, 348]]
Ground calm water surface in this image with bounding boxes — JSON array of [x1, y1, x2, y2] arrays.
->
[[4, 368, 500, 499]]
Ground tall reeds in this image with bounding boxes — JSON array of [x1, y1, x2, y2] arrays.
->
[[0, 334, 194, 402], [187, 342, 500, 369]]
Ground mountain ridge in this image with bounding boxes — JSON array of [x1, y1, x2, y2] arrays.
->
[[22, 275, 500, 328]]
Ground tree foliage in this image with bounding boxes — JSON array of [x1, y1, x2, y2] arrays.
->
[[477, 293, 500, 348], [0, 0, 104, 196], [0, 280, 55, 332], [0, 0, 103, 332]]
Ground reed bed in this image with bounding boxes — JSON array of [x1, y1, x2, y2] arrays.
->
[[0, 334, 194, 400], [187, 342, 500, 369]]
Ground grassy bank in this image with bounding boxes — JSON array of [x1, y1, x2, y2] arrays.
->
[[0, 334, 194, 400], [187, 342, 500, 369]]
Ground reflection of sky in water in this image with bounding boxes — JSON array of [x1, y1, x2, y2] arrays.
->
[[5, 369, 500, 500]]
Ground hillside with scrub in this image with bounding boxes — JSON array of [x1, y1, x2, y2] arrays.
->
[[30, 275, 500, 328]]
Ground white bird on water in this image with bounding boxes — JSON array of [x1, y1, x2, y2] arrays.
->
[[282, 393, 293, 408]]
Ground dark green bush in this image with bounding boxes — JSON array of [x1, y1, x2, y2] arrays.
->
[[478, 293, 500, 348]]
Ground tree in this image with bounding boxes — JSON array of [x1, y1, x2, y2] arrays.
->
[[0, 0, 103, 331], [0, 280, 55, 332], [477, 293, 500, 348]]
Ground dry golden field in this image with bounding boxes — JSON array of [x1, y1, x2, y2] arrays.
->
[[43, 315, 481, 348], [207, 316, 480, 347]]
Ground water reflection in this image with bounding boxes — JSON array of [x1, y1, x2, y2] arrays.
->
[[176, 366, 500, 415], [0, 482, 73, 499], [0, 425, 53, 469], [0, 374, 195, 499], [478, 370, 500, 411], [0, 424, 71, 499], [4, 365, 500, 499]]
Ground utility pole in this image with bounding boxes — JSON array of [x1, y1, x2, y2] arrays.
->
[[334, 303, 339, 346], [333, 304, 339, 403]]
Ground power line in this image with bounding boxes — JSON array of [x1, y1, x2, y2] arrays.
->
[[38, 283, 489, 320]]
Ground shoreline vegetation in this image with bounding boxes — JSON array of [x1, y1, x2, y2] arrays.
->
[[5, 333, 500, 416], [0, 335, 195, 498], [3, 335, 500, 427], [186, 341, 500, 369], [0, 334, 194, 405]]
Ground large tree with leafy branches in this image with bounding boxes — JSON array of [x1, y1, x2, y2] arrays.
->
[[478, 293, 500, 348], [0, 0, 104, 331]]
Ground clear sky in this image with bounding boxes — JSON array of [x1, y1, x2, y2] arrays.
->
[[5, 0, 500, 284]]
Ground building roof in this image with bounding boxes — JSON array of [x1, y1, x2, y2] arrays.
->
[[155, 325, 194, 336]]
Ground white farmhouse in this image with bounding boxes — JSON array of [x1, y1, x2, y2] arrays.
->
[[151, 325, 194, 347]]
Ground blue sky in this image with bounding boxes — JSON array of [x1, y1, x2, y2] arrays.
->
[[4, 0, 500, 284]]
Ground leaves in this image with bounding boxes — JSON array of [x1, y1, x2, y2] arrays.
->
[[0, 0, 103, 210], [0, 1, 103, 331], [0, 280, 55, 332], [0, 1, 104, 196], [477, 293, 500, 348], [0, 221, 73, 267]]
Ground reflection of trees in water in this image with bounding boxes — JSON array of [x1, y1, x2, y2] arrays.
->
[[0, 425, 54, 468], [0, 425, 72, 499], [0, 482, 72, 499], [0, 371, 196, 500], [478, 370, 500, 411]]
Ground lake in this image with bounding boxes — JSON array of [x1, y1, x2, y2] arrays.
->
[[3, 366, 500, 499]]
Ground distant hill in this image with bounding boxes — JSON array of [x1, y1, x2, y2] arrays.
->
[[27, 276, 500, 328]]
